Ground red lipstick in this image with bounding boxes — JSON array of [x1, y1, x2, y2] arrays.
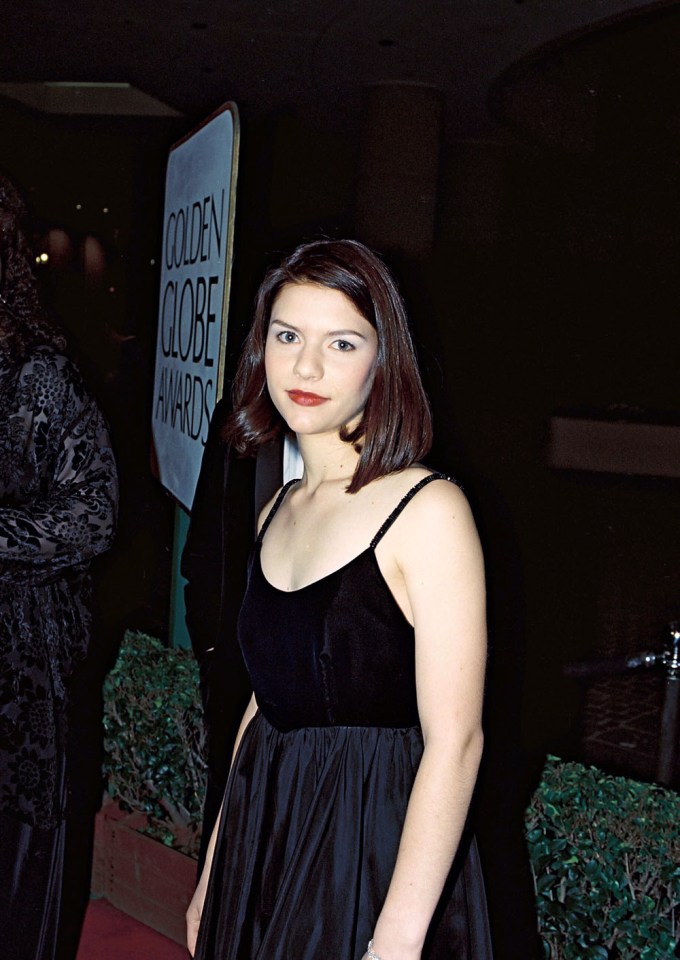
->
[[287, 389, 328, 406]]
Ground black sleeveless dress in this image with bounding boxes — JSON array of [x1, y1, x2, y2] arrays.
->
[[195, 474, 492, 960]]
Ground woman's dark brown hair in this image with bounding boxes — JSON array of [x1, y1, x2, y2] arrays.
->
[[223, 238, 433, 493], [0, 170, 66, 364]]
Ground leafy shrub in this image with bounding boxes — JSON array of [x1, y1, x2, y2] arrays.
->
[[526, 756, 680, 959], [102, 630, 207, 856]]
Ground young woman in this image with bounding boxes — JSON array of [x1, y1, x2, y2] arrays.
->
[[186, 239, 492, 960]]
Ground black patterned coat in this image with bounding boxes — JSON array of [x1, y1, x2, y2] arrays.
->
[[0, 346, 118, 828]]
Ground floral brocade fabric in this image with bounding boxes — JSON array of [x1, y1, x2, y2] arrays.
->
[[0, 346, 118, 828]]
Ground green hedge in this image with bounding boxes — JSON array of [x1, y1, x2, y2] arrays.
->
[[526, 756, 680, 959], [102, 630, 206, 855]]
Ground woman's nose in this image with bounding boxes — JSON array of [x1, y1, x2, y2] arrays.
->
[[293, 344, 323, 380]]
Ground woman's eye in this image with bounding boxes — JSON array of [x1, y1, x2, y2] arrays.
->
[[333, 339, 355, 352], [276, 330, 298, 344]]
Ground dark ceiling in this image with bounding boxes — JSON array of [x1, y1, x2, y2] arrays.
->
[[0, 0, 669, 137]]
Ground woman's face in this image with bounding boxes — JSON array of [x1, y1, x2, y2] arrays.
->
[[264, 281, 378, 438]]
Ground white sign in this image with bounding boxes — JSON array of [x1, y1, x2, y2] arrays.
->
[[152, 102, 239, 510], [283, 435, 304, 483]]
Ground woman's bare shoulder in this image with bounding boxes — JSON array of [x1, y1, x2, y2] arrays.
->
[[363, 466, 468, 539], [381, 466, 473, 539], [375, 464, 463, 502]]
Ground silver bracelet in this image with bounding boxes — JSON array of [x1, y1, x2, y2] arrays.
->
[[367, 940, 386, 960]]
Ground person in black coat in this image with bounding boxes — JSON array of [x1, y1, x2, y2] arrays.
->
[[181, 398, 281, 866], [0, 170, 118, 960]]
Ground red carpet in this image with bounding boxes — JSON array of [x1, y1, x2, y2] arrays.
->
[[77, 898, 189, 960]]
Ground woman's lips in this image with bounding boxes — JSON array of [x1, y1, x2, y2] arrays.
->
[[287, 389, 329, 406]]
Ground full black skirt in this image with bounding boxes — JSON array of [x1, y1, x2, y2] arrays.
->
[[196, 711, 492, 960]]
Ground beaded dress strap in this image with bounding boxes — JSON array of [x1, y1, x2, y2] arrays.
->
[[370, 473, 454, 549], [256, 478, 300, 544]]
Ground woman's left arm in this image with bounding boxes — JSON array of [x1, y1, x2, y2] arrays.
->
[[368, 481, 487, 960]]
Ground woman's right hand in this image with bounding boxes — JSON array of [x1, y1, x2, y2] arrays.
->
[[186, 882, 206, 957]]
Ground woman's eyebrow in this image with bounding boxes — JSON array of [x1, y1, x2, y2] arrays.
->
[[269, 318, 299, 331], [327, 329, 368, 339]]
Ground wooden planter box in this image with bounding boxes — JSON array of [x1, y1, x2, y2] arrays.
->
[[92, 800, 197, 945]]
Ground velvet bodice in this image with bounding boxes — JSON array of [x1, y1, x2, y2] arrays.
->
[[237, 473, 449, 732]]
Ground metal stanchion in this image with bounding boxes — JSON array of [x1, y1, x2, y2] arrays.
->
[[564, 620, 680, 787], [657, 622, 680, 785]]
